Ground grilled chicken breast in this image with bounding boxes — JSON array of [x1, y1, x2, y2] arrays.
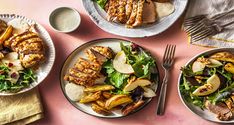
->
[[105, 0, 157, 28], [117, 0, 128, 23], [205, 100, 233, 121], [64, 46, 114, 87], [132, 0, 145, 27], [4, 31, 45, 68]]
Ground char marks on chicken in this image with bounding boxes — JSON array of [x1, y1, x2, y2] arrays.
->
[[105, 0, 157, 28], [4, 31, 45, 68], [64, 46, 114, 87]]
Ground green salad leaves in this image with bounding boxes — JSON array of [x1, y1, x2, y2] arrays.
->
[[180, 55, 234, 109], [103, 60, 129, 89], [92, 0, 108, 9], [102, 42, 156, 94], [120, 42, 156, 79], [0, 64, 37, 92]]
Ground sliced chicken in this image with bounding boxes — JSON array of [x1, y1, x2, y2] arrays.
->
[[4, 31, 45, 68], [106, 0, 119, 21], [205, 100, 233, 121], [142, 0, 157, 24], [74, 58, 101, 71], [91, 46, 114, 59], [125, 0, 134, 19], [126, 0, 138, 27], [86, 46, 114, 64], [64, 46, 113, 87], [117, 0, 128, 23], [132, 0, 145, 27]]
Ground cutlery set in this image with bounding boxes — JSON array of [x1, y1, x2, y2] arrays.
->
[[184, 9, 234, 42]]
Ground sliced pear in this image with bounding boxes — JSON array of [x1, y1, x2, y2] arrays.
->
[[113, 51, 134, 74], [123, 79, 151, 92], [193, 74, 220, 96], [142, 87, 156, 98], [192, 61, 205, 73], [4, 52, 18, 60], [105, 94, 133, 110], [6, 70, 20, 84], [206, 59, 222, 68]]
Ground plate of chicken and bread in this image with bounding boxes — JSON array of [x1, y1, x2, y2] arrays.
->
[[82, 0, 188, 37], [0, 14, 55, 96], [179, 48, 234, 123], [60, 38, 160, 118]]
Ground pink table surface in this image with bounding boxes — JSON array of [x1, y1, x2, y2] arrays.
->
[[0, 0, 224, 125]]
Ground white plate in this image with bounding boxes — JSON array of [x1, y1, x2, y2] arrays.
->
[[82, 0, 188, 38], [178, 48, 234, 123], [0, 14, 56, 96], [60, 38, 160, 118]]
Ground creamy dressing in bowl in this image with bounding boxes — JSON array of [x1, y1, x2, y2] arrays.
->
[[49, 7, 81, 33]]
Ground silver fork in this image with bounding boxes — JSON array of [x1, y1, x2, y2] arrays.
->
[[184, 8, 234, 33], [191, 20, 234, 42], [156, 45, 176, 115]]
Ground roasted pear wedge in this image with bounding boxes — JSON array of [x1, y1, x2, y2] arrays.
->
[[224, 63, 234, 74], [84, 85, 115, 93], [193, 74, 220, 96], [210, 52, 234, 63], [105, 94, 133, 110]]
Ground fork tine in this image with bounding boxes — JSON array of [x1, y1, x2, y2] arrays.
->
[[184, 15, 206, 22], [191, 28, 210, 36], [169, 45, 176, 64], [163, 45, 169, 61], [192, 27, 214, 39], [171, 45, 176, 61], [184, 17, 204, 25], [192, 31, 214, 42], [185, 22, 205, 33]]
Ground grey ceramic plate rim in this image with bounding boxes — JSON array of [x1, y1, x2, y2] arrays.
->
[[0, 14, 56, 96], [82, 0, 188, 38], [178, 48, 234, 123], [60, 38, 160, 118]]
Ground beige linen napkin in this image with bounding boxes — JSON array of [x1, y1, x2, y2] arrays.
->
[[0, 88, 44, 125], [184, 0, 234, 47]]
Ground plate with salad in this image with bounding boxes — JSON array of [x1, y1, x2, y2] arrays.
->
[[60, 38, 159, 118], [0, 14, 55, 96], [179, 48, 234, 123]]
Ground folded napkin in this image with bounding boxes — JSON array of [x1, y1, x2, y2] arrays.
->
[[0, 88, 44, 125], [184, 0, 234, 47]]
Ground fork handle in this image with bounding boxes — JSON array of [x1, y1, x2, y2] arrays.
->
[[156, 70, 169, 115]]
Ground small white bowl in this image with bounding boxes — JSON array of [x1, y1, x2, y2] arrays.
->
[[49, 7, 81, 33]]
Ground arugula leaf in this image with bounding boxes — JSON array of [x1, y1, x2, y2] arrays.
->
[[0, 68, 37, 92], [120, 42, 156, 79], [181, 65, 203, 77], [103, 60, 129, 89], [92, 0, 108, 9], [180, 76, 205, 109]]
